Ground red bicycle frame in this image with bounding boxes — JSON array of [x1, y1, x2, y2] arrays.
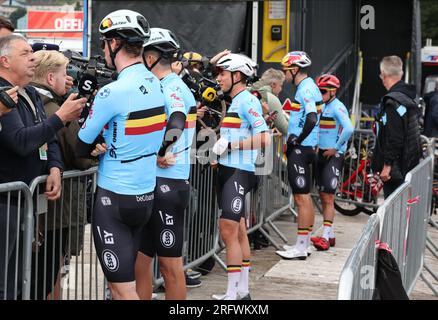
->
[[339, 159, 383, 201]]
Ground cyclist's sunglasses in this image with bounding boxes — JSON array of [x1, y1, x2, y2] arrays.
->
[[319, 88, 337, 95]]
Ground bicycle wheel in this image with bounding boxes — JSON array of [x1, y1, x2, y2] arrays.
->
[[334, 200, 363, 216]]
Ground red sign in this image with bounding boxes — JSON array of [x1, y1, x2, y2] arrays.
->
[[27, 11, 83, 38]]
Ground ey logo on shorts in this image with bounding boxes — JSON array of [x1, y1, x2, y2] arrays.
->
[[231, 197, 243, 214], [160, 229, 175, 248], [102, 250, 119, 272], [296, 176, 306, 188]]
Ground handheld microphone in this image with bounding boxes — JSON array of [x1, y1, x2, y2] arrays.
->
[[77, 73, 98, 125], [77, 73, 98, 99], [201, 87, 217, 103], [32, 43, 60, 52]]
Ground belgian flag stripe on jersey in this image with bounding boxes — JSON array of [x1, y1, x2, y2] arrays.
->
[[185, 106, 198, 128], [320, 116, 336, 129], [222, 112, 242, 128], [125, 106, 166, 135], [283, 100, 301, 112]]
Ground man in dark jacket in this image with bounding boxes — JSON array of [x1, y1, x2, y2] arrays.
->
[[0, 34, 85, 299], [423, 79, 438, 138], [372, 56, 421, 198]]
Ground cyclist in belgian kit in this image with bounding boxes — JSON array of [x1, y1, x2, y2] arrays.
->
[[276, 51, 323, 260], [312, 74, 353, 251], [75, 10, 165, 300], [211, 53, 270, 300], [135, 28, 196, 300]]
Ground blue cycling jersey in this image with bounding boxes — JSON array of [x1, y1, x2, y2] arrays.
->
[[318, 98, 354, 154], [219, 90, 269, 172], [156, 72, 197, 180], [287, 77, 324, 147], [78, 63, 165, 195]]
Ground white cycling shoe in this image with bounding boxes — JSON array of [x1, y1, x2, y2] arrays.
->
[[282, 244, 313, 256], [276, 246, 308, 260]]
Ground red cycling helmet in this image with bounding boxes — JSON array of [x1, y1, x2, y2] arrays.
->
[[316, 74, 341, 89]]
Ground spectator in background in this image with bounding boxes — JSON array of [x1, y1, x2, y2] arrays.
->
[[0, 16, 14, 37], [30, 50, 95, 299], [249, 68, 288, 136], [371, 56, 421, 198], [0, 34, 85, 299], [423, 78, 438, 138]]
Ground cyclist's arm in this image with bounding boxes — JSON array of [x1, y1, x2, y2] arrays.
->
[[294, 92, 317, 144], [334, 104, 354, 151], [158, 111, 186, 156], [75, 87, 116, 158], [158, 85, 189, 156], [296, 112, 317, 144]]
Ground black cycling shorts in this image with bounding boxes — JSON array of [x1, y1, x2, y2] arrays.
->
[[92, 187, 154, 283], [217, 165, 257, 223], [287, 146, 317, 194], [315, 150, 344, 194], [139, 177, 190, 258]]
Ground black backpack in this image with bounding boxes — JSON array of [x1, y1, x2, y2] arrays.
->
[[372, 248, 409, 300]]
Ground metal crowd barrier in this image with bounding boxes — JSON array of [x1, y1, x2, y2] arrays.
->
[[27, 167, 106, 300], [403, 155, 433, 294], [0, 161, 222, 299], [338, 214, 380, 300], [183, 164, 220, 270], [258, 135, 296, 250], [338, 141, 435, 299], [0, 182, 33, 300]]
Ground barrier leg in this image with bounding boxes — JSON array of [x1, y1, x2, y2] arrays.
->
[[266, 221, 288, 243], [258, 227, 282, 250], [213, 254, 227, 272], [420, 272, 438, 296]]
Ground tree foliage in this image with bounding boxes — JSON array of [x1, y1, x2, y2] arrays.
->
[[9, 7, 26, 28], [421, 0, 438, 45]]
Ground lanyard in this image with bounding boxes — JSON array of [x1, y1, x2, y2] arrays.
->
[[18, 88, 42, 124]]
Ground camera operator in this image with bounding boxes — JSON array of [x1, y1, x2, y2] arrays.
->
[[0, 34, 85, 299]]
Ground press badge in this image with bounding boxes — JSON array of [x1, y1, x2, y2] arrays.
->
[[39, 143, 48, 160]]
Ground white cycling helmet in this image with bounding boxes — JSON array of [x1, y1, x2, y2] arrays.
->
[[216, 53, 256, 77], [281, 51, 312, 69], [143, 27, 180, 58], [99, 10, 150, 43]]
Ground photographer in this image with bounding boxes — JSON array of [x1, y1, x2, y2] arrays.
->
[[0, 34, 85, 299], [30, 49, 95, 299]]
